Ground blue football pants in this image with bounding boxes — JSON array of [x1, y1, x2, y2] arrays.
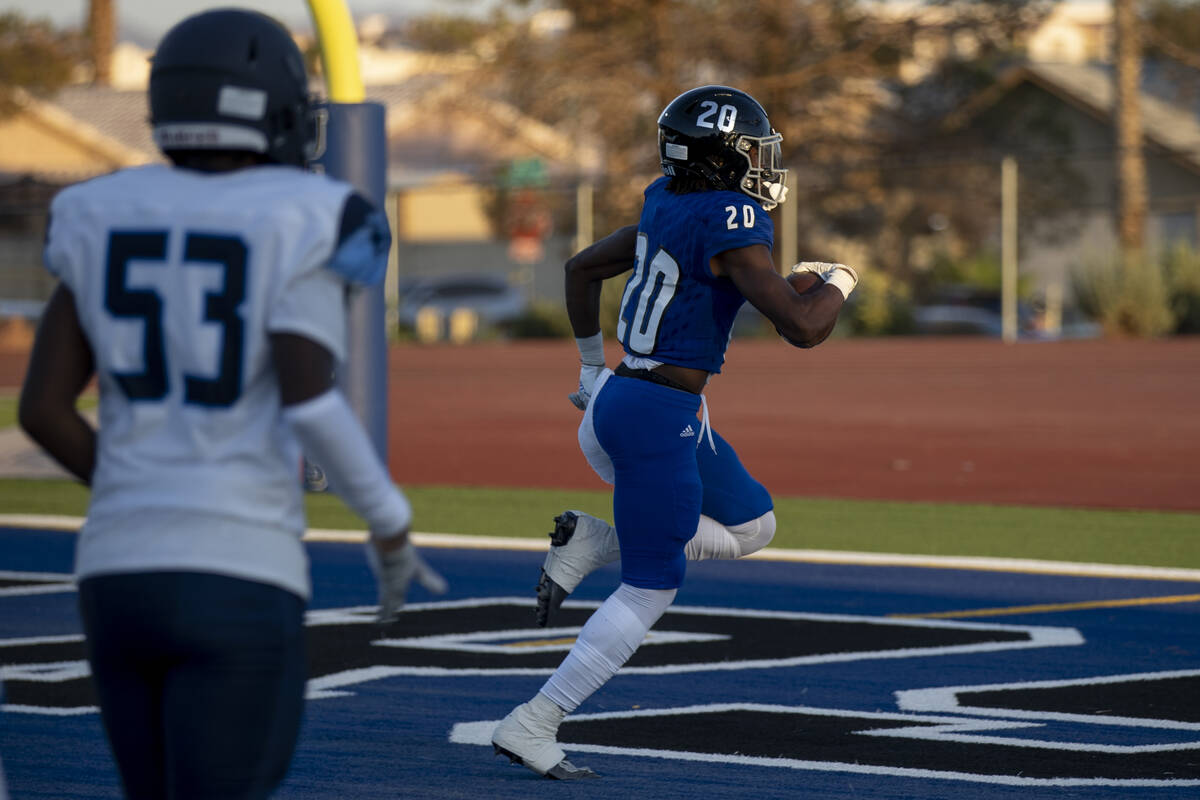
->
[[590, 373, 773, 590], [77, 571, 306, 800]]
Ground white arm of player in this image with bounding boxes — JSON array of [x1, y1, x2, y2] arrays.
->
[[569, 332, 605, 411], [791, 261, 860, 300], [364, 539, 448, 623], [283, 389, 447, 622], [282, 389, 411, 537]]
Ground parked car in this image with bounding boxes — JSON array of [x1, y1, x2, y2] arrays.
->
[[396, 273, 530, 338], [912, 286, 1032, 337]]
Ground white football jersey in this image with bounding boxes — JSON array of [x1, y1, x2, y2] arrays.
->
[[44, 164, 388, 598]]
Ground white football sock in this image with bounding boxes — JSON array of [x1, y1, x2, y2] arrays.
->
[[541, 582, 676, 712]]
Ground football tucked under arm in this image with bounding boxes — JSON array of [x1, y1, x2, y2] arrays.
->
[[786, 269, 824, 295]]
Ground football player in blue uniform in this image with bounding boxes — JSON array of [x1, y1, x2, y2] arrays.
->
[[492, 85, 857, 779], [18, 10, 444, 799]]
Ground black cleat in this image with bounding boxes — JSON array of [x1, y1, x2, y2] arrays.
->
[[549, 511, 581, 547], [545, 760, 600, 780], [535, 571, 570, 628], [533, 512, 582, 627]]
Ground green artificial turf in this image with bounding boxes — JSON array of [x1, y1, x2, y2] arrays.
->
[[2, 479, 1197, 570]]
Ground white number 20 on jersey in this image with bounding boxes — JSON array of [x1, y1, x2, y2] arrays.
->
[[725, 204, 756, 230], [616, 233, 680, 354]]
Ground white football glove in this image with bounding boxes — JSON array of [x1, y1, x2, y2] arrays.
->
[[790, 261, 838, 277], [568, 363, 605, 411], [366, 540, 448, 624], [790, 262, 859, 299]]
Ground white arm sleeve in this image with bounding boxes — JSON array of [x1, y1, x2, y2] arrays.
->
[[282, 389, 411, 538]]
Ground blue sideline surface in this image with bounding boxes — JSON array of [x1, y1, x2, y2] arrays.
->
[[2, 526, 1199, 800]]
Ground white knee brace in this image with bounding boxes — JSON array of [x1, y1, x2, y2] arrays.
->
[[685, 510, 776, 561], [729, 510, 776, 557]]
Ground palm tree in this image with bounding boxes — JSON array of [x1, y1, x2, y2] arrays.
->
[[1114, 0, 1146, 255], [87, 0, 114, 86]]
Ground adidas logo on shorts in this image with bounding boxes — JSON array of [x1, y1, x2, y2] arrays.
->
[[680, 424, 696, 438]]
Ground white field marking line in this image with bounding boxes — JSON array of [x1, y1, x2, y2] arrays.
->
[[0, 568, 75, 597], [0, 515, 85, 531], [2, 704, 98, 716], [300, 598, 1083, 679], [855, 723, 1200, 754], [0, 569, 72, 582], [895, 667, 1200, 730], [4, 513, 1200, 582], [465, 699, 1200, 753], [451, 703, 1200, 787], [1, 659, 90, 683], [0, 633, 84, 648], [370, 627, 727, 655], [301, 594, 1080, 637], [0, 584, 75, 597]]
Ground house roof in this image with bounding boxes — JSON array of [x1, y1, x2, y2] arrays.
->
[[51, 86, 161, 165], [5, 87, 156, 179], [21, 76, 594, 186], [942, 61, 1200, 173]]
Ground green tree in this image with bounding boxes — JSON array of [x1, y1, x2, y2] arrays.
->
[[1143, 0, 1200, 67], [409, 0, 1051, 273], [0, 13, 82, 117]]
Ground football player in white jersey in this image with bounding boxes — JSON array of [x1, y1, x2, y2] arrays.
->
[[17, 10, 444, 799]]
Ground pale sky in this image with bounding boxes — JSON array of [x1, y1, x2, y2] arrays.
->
[[4, 0, 1111, 41], [3, 0, 502, 42], [3, 0, 1111, 45]]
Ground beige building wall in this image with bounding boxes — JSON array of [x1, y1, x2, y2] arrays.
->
[[395, 180, 493, 242], [1026, 3, 1111, 64], [0, 114, 122, 176]]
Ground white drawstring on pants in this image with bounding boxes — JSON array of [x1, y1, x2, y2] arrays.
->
[[697, 394, 717, 454]]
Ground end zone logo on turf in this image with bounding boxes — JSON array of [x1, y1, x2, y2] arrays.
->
[[455, 682, 1200, 788], [0, 595, 1081, 712], [4, 590, 1197, 785]]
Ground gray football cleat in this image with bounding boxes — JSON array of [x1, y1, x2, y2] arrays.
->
[[492, 700, 599, 780], [535, 511, 620, 627]]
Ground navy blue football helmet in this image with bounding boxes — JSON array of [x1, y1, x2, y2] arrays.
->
[[149, 9, 320, 166], [658, 85, 788, 210]]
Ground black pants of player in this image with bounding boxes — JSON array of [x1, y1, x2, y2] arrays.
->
[[77, 571, 306, 800]]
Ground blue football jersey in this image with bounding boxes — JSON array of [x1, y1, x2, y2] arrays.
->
[[616, 177, 774, 373]]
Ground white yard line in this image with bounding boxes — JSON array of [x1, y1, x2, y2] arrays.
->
[[3, 513, 1199, 583]]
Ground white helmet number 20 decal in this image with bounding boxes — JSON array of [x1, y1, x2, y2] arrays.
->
[[696, 101, 737, 133]]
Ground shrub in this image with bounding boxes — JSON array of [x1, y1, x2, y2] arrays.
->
[[844, 270, 915, 336], [505, 300, 574, 339], [1162, 242, 1200, 334], [919, 250, 1033, 303], [1072, 254, 1175, 338], [925, 251, 1003, 294]]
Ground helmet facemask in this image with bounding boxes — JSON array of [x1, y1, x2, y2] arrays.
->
[[735, 131, 788, 211], [302, 101, 328, 163]]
